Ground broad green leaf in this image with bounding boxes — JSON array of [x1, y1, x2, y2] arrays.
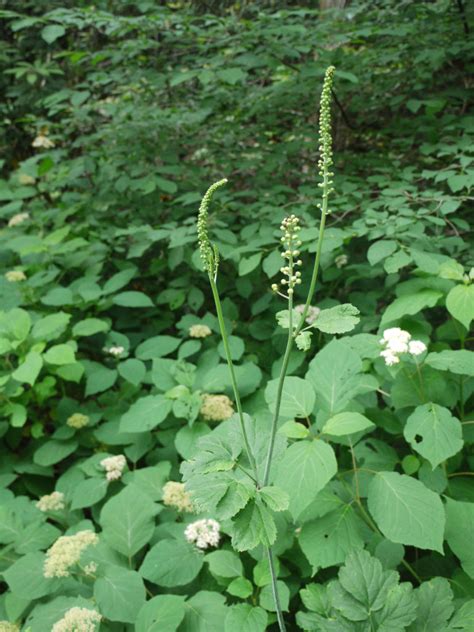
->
[[102, 267, 137, 294], [276, 309, 299, 329], [306, 340, 376, 415], [438, 260, 465, 281], [113, 291, 154, 308], [445, 498, 474, 579], [373, 583, 418, 631], [72, 318, 109, 337], [84, 362, 117, 396], [94, 566, 145, 623], [446, 284, 474, 330], [300, 584, 330, 615], [140, 539, 204, 587], [12, 351, 43, 385], [321, 412, 375, 437], [34, 440, 78, 466], [380, 290, 442, 325], [367, 240, 398, 265], [227, 577, 253, 598], [180, 591, 227, 632], [32, 312, 71, 341], [265, 376, 316, 418], [300, 504, 366, 571], [43, 343, 75, 365], [407, 577, 454, 632], [217, 67, 247, 84], [41, 24, 66, 43], [100, 485, 156, 556], [4, 552, 60, 599], [135, 335, 181, 359], [25, 596, 96, 632], [70, 477, 108, 510], [206, 550, 243, 579], [122, 463, 171, 501], [120, 395, 172, 433], [278, 420, 309, 439], [117, 358, 146, 385], [312, 304, 360, 335], [367, 472, 445, 553], [225, 604, 267, 632], [136, 595, 186, 632], [425, 350, 474, 377], [238, 253, 262, 276], [259, 581, 290, 612], [449, 600, 474, 630], [8, 308, 31, 340], [404, 403, 463, 469], [274, 440, 337, 519]]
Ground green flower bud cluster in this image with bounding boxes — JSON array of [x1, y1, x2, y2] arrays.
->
[[197, 178, 228, 279], [271, 214, 302, 298], [317, 66, 335, 211]]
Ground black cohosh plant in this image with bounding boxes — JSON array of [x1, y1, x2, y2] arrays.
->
[[189, 66, 346, 630]]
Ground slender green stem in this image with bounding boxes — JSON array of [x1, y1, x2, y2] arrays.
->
[[295, 172, 329, 338], [267, 547, 287, 632], [209, 276, 259, 481], [263, 290, 293, 486]]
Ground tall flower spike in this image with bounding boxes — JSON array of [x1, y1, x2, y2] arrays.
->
[[317, 65, 335, 211], [197, 178, 228, 279]]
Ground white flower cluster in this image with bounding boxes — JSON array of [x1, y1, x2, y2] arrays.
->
[[36, 491, 65, 512], [67, 413, 90, 429], [44, 530, 98, 578], [162, 481, 194, 513], [32, 134, 55, 149], [295, 304, 320, 325], [189, 324, 212, 338], [185, 519, 220, 549], [200, 394, 234, 421], [0, 622, 19, 632], [101, 454, 126, 481], [5, 271, 26, 282], [379, 328, 427, 366], [104, 345, 125, 357], [8, 212, 29, 227], [52, 607, 101, 632]]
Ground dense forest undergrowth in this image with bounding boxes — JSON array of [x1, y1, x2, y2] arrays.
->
[[0, 1, 473, 630]]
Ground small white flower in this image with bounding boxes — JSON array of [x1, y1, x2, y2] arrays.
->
[[200, 394, 234, 422], [162, 481, 194, 512], [44, 530, 98, 578], [84, 562, 98, 576], [185, 519, 220, 549], [100, 454, 126, 482], [36, 491, 65, 512], [8, 212, 29, 227], [408, 340, 427, 356], [67, 413, 90, 429], [189, 324, 212, 338], [380, 349, 400, 366], [5, 270, 26, 282], [335, 254, 348, 268], [0, 622, 20, 632], [104, 345, 125, 357], [32, 134, 55, 149]]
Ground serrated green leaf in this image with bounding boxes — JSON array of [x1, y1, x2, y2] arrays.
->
[[265, 376, 316, 418], [94, 566, 146, 623], [274, 440, 337, 519], [404, 403, 463, 469], [136, 595, 186, 632], [367, 472, 445, 553], [312, 304, 360, 334]]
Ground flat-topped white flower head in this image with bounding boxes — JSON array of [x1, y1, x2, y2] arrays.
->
[[185, 518, 220, 549]]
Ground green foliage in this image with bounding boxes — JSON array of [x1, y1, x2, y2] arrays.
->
[[0, 0, 473, 629]]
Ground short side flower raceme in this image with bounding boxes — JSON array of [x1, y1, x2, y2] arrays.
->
[[8, 212, 29, 227], [5, 271, 26, 283]]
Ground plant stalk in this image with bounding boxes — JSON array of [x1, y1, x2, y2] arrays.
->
[[267, 546, 287, 631], [209, 276, 259, 481]]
